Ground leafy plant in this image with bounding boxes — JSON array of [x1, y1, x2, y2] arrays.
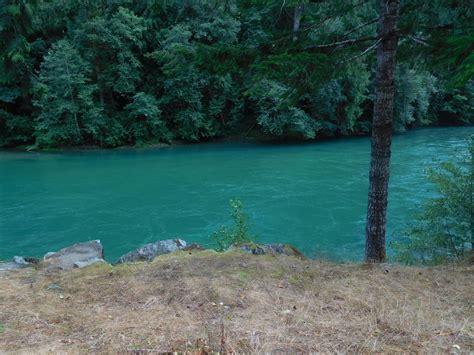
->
[[248, 79, 321, 139], [394, 137, 473, 265], [394, 64, 438, 131], [211, 199, 254, 251]]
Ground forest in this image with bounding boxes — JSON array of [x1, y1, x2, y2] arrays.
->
[[1, 0, 473, 148], [1, 1, 473, 352]]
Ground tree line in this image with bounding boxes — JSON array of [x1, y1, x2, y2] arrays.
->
[[1, 0, 472, 148]]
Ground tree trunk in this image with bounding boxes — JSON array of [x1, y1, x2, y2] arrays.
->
[[293, 3, 304, 42], [365, 0, 400, 263]]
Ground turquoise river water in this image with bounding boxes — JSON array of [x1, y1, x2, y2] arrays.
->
[[0, 126, 472, 262]]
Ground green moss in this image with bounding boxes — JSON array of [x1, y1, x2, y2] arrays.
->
[[238, 271, 251, 281]]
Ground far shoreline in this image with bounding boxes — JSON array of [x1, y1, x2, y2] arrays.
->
[[1, 124, 471, 154]]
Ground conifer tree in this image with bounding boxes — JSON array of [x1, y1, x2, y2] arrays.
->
[[34, 40, 96, 146]]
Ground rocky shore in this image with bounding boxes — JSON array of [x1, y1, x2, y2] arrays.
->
[[0, 239, 304, 272]]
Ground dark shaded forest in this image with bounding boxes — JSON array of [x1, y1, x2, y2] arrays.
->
[[1, 0, 472, 148]]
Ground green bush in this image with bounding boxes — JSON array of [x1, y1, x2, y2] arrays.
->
[[125, 92, 171, 145], [211, 199, 254, 251], [394, 137, 473, 265]]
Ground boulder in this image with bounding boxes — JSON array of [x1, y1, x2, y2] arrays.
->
[[14, 256, 39, 265], [43, 240, 105, 270], [116, 239, 187, 264], [0, 256, 39, 271], [236, 243, 304, 258]]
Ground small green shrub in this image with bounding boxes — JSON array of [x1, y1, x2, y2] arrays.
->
[[394, 136, 473, 265], [211, 199, 253, 251]]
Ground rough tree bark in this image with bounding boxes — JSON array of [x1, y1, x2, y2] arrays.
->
[[365, 0, 400, 263]]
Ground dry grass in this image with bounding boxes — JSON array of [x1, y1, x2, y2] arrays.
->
[[0, 250, 472, 354]]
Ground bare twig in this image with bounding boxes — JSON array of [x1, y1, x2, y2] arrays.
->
[[302, 35, 379, 52], [343, 17, 379, 37], [337, 38, 381, 64], [272, 0, 371, 43], [408, 35, 431, 47]]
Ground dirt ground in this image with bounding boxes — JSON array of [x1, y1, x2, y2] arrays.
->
[[0, 250, 472, 354]]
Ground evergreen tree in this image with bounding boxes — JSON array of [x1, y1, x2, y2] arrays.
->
[[0, 0, 471, 147], [0, 0, 37, 146], [365, 0, 400, 263], [33, 39, 98, 146]]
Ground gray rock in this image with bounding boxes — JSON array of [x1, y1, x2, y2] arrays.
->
[[0, 256, 38, 271], [13, 256, 39, 265], [236, 243, 304, 258], [13, 256, 29, 265], [116, 239, 187, 264], [43, 240, 105, 270], [0, 262, 25, 271]]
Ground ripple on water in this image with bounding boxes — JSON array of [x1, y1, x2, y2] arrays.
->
[[0, 126, 473, 261]]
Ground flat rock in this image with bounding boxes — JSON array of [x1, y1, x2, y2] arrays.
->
[[43, 240, 105, 270], [236, 243, 304, 258], [116, 239, 187, 264], [0, 256, 39, 271], [0, 262, 25, 271]]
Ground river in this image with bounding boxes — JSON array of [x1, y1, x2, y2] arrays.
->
[[0, 126, 472, 262]]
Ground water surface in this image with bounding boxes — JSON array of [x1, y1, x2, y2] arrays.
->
[[1, 127, 472, 261]]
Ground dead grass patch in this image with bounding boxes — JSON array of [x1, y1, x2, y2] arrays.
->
[[0, 250, 472, 353]]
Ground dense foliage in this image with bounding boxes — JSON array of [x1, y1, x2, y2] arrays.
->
[[0, 0, 472, 148], [395, 137, 473, 265]]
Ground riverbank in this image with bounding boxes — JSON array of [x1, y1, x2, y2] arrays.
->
[[3, 124, 468, 153], [0, 250, 472, 353]]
